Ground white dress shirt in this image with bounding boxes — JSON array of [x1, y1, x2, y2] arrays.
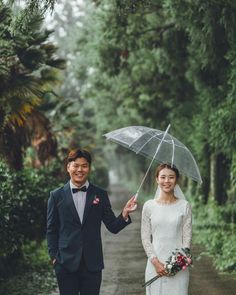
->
[[70, 180, 89, 223]]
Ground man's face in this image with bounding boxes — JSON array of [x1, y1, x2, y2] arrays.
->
[[67, 157, 90, 187]]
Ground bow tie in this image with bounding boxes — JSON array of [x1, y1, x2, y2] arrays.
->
[[72, 186, 87, 193]]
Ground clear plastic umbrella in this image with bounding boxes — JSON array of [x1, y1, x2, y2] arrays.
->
[[104, 124, 202, 199]]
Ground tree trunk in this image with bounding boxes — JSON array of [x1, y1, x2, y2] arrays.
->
[[210, 153, 216, 200], [2, 126, 24, 171], [200, 144, 211, 204], [215, 153, 230, 205], [210, 152, 230, 205]]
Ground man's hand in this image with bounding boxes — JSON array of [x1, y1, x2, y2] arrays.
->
[[52, 258, 56, 265], [122, 196, 137, 220]]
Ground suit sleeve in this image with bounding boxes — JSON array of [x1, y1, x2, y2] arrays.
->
[[102, 191, 131, 234], [46, 191, 59, 260]]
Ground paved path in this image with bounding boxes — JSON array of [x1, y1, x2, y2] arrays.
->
[[50, 186, 236, 295], [100, 187, 146, 295], [189, 244, 236, 295]]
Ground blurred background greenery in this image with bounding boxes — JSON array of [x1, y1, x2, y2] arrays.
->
[[0, 0, 236, 294]]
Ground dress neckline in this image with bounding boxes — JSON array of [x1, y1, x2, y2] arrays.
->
[[154, 198, 181, 206]]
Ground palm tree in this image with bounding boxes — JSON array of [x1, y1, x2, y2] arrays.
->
[[0, 2, 66, 170]]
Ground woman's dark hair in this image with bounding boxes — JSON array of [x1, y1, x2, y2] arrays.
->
[[67, 148, 92, 166], [155, 163, 180, 179]]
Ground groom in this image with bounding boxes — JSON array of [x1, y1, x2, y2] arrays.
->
[[46, 148, 137, 295]]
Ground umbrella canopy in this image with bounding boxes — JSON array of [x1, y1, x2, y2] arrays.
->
[[104, 125, 202, 184]]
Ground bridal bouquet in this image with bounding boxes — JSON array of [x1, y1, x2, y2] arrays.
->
[[142, 248, 192, 287]]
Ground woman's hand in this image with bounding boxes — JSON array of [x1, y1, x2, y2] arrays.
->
[[151, 257, 168, 277]]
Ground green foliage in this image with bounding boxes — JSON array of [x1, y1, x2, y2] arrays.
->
[[0, 159, 62, 275], [68, 0, 236, 204], [0, 270, 56, 295], [42, 0, 236, 205], [167, 0, 236, 157], [0, 3, 64, 110], [0, 241, 57, 295], [90, 159, 109, 189], [7, 0, 56, 31], [0, 1, 66, 170], [22, 240, 50, 269], [191, 196, 236, 272]]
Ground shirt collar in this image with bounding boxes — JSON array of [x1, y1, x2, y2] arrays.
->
[[70, 180, 89, 190]]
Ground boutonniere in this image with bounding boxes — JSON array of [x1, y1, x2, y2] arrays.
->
[[93, 196, 100, 205]]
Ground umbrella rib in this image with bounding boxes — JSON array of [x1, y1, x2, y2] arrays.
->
[[128, 132, 147, 148], [185, 146, 203, 184], [128, 129, 161, 149], [135, 133, 159, 154], [136, 129, 172, 155], [136, 124, 171, 196], [170, 134, 175, 167]]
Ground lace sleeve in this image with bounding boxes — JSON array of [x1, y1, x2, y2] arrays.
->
[[183, 202, 192, 249], [141, 201, 156, 260]]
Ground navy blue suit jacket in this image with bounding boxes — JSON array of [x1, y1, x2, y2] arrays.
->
[[46, 182, 131, 272]]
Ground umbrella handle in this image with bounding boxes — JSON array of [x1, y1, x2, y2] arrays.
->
[[128, 193, 138, 212], [134, 192, 139, 201]]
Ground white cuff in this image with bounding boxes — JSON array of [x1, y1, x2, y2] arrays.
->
[[149, 254, 157, 262]]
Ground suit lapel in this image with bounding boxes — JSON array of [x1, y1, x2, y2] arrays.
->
[[82, 183, 96, 226], [63, 182, 81, 225]]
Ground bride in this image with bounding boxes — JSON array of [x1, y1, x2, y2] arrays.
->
[[141, 163, 192, 295]]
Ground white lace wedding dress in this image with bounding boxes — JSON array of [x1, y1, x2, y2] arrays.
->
[[141, 198, 192, 295]]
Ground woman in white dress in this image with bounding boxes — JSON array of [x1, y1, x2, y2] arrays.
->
[[141, 163, 192, 295]]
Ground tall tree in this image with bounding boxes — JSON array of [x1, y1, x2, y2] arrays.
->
[[72, 0, 236, 201], [166, 0, 236, 203], [0, 2, 65, 170]]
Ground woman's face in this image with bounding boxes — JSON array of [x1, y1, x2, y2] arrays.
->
[[156, 167, 177, 193]]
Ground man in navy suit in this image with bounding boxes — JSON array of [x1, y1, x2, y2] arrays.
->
[[46, 148, 137, 295]]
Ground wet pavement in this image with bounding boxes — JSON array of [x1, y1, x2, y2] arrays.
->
[[100, 187, 146, 295], [189, 244, 236, 295]]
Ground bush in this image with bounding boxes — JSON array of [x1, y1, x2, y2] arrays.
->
[[190, 196, 236, 273], [0, 160, 62, 277], [0, 241, 57, 295]]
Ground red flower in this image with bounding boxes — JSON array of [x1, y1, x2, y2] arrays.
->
[[93, 196, 100, 205], [142, 248, 193, 288]]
